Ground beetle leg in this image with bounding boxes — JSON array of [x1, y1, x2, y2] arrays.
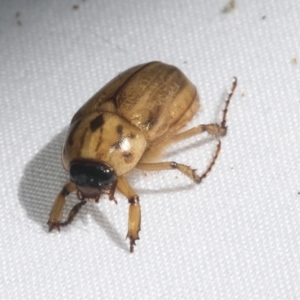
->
[[108, 179, 118, 204], [221, 76, 237, 129], [165, 77, 238, 143], [49, 199, 87, 230], [117, 176, 141, 253], [168, 123, 226, 143], [136, 140, 221, 184], [56, 200, 87, 228], [47, 181, 77, 231], [47, 181, 86, 231]]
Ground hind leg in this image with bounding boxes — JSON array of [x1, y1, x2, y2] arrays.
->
[[138, 77, 237, 181]]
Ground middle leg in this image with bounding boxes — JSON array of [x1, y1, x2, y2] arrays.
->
[[136, 140, 221, 184], [165, 77, 237, 144]]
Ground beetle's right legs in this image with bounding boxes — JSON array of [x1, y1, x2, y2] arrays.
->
[[117, 176, 141, 253], [168, 77, 237, 143], [47, 181, 77, 231], [169, 123, 226, 143], [136, 140, 221, 184]]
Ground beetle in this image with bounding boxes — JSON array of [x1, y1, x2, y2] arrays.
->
[[47, 61, 237, 252]]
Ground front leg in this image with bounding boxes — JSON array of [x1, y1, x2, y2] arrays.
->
[[117, 176, 141, 253], [47, 181, 76, 231]]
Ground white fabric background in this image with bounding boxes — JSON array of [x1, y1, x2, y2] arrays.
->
[[1, 0, 300, 299]]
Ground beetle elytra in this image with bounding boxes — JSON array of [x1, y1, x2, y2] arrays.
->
[[47, 61, 237, 252]]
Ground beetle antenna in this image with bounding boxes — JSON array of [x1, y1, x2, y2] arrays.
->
[[221, 77, 237, 129]]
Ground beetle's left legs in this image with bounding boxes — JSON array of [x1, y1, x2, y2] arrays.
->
[[108, 179, 118, 204], [116, 176, 141, 253], [136, 140, 221, 184], [48, 181, 77, 231], [56, 200, 87, 228]]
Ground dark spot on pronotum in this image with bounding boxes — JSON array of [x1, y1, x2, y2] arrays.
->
[[128, 132, 136, 139], [110, 140, 121, 150], [123, 152, 132, 158], [116, 124, 123, 135], [67, 120, 81, 146], [123, 152, 133, 163], [90, 114, 104, 132]]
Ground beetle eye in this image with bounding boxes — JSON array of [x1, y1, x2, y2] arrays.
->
[[70, 162, 116, 187]]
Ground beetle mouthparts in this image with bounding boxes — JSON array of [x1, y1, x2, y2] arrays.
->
[[76, 186, 101, 201]]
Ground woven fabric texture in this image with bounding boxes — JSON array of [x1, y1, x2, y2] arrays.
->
[[1, 0, 300, 299]]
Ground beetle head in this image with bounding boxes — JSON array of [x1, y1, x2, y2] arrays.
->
[[69, 160, 116, 200]]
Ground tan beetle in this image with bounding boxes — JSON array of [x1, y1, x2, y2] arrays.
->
[[48, 61, 237, 252]]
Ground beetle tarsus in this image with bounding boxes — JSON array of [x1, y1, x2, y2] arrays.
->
[[130, 239, 135, 253], [48, 200, 87, 232], [47, 219, 74, 231], [220, 76, 237, 129], [128, 234, 139, 253], [111, 197, 118, 204], [195, 140, 222, 184], [47, 221, 61, 232]]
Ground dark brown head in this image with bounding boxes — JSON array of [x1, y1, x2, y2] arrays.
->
[[69, 160, 116, 200]]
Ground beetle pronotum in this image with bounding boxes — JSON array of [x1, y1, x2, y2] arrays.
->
[[48, 61, 237, 252]]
